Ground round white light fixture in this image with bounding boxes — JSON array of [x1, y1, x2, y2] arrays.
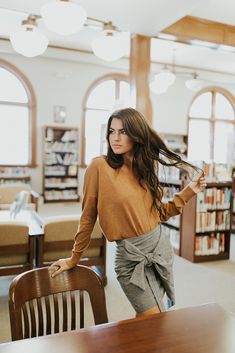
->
[[150, 80, 169, 95], [41, 0, 87, 35], [10, 16, 48, 57], [150, 68, 176, 95], [185, 73, 204, 91], [155, 68, 176, 87], [92, 22, 126, 61]]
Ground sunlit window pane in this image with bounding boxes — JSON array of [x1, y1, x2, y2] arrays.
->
[[85, 109, 110, 165], [84, 78, 130, 164], [214, 122, 234, 163], [86, 80, 116, 110], [0, 105, 29, 164], [189, 92, 212, 118], [188, 120, 211, 162], [0, 67, 28, 103], [214, 93, 234, 120]]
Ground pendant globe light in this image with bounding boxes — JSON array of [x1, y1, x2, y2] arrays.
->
[[10, 15, 48, 57], [41, 0, 87, 35], [150, 76, 169, 95], [185, 73, 204, 91], [150, 67, 176, 95], [92, 22, 126, 61]]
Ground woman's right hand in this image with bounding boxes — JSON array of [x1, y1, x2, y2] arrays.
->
[[49, 257, 77, 278]]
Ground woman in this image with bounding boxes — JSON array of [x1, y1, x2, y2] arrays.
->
[[50, 108, 206, 317]]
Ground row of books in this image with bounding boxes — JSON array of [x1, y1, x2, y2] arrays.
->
[[45, 165, 78, 176], [195, 233, 225, 255], [197, 187, 232, 211], [197, 162, 231, 181], [45, 152, 78, 166], [163, 215, 180, 229], [0, 166, 30, 178], [158, 164, 180, 182], [0, 179, 31, 185], [46, 128, 77, 142], [45, 141, 78, 153], [161, 225, 180, 250], [196, 210, 231, 232], [45, 177, 78, 188], [45, 189, 78, 201], [162, 186, 180, 201]]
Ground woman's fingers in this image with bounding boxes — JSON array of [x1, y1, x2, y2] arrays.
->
[[49, 258, 72, 277]]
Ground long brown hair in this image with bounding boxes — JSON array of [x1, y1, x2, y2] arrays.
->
[[106, 108, 201, 212]]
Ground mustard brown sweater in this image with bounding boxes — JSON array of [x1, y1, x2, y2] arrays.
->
[[71, 156, 196, 262]]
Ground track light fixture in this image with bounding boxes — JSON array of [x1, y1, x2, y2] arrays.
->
[[9, 1, 127, 61]]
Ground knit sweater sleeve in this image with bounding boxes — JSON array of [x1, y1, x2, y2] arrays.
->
[[159, 185, 196, 222], [71, 159, 99, 263]]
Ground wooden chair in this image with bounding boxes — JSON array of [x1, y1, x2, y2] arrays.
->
[[37, 215, 107, 285], [9, 265, 108, 341], [0, 222, 34, 276], [0, 184, 39, 212]]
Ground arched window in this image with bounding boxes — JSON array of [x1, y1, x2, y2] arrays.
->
[[187, 87, 235, 163], [81, 74, 130, 166], [0, 59, 36, 166]]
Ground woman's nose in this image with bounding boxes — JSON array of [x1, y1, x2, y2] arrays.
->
[[114, 132, 120, 140]]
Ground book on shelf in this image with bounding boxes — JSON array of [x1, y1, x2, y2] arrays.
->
[[196, 210, 231, 232], [195, 233, 225, 256]]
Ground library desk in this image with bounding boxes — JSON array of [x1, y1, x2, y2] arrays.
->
[[1, 303, 235, 353]]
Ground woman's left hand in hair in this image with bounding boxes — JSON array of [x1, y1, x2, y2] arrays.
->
[[188, 174, 207, 194]]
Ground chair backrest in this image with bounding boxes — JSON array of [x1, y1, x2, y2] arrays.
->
[[0, 184, 39, 211], [0, 184, 31, 204], [37, 215, 107, 285], [0, 222, 34, 276], [9, 265, 108, 341]]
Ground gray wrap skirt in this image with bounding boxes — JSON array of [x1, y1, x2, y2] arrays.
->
[[114, 225, 175, 313]]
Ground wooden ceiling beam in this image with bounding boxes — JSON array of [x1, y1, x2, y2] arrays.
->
[[162, 16, 235, 47]]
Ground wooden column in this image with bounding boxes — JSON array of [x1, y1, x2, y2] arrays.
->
[[129, 34, 152, 124]]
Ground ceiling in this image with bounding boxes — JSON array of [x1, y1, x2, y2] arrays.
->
[[0, 0, 235, 81]]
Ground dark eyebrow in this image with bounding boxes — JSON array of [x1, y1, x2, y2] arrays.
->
[[109, 127, 125, 131]]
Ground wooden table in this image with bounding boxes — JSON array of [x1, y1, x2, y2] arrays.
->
[[1, 304, 235, 353], [0, 210, 43, 236]]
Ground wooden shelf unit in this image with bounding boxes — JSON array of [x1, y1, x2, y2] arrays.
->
[[0, 166, 31, 185], [43, 125, 80, 203], [180, 181, 232, 263]]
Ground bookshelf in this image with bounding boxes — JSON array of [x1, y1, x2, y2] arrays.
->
[[180, 181, 232, 262], [160, 179, 183, 255], [159, 133, 188, 255], [0, 166, 31, 184], [232, 168, 235, 231], [43, 126, 80, 203]]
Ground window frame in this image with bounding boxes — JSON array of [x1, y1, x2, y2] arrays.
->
[[187, 86, 235, 163], [81, 73, 129, 167], [0, 59, 36, 167]]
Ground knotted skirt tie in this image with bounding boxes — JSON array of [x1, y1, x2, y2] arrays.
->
[[115, 225, 175, 313]]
